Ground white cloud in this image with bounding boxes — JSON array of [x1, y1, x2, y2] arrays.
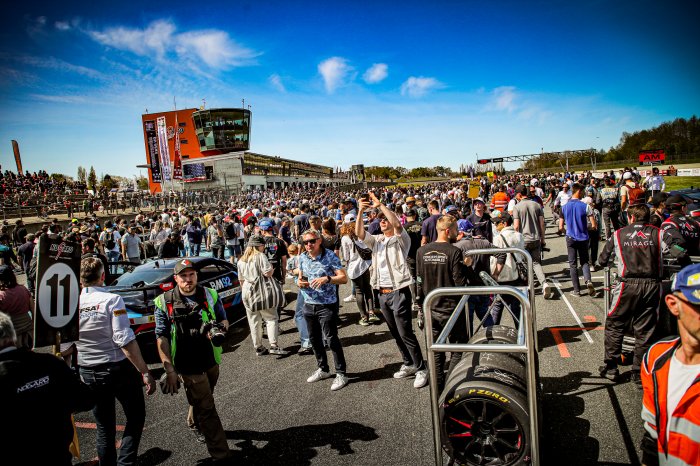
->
[[363, 63, 388, 84], [318, 57, 354, 94], [269, 74, 286, 92], [55, 21, 71, 31], [493, 86, 517, 112], [87, 19, 259, 70], [4, 54, 105, 80], [400, 76, 444, 98]]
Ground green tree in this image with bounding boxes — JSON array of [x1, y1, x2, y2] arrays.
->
[[88, 166, 98, 191], [100, 174, 118, 191], [77, 166, 86, 184], [136, 176, 149, 190]]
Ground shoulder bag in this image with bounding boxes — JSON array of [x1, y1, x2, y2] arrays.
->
[[500, 235, 528, 283], [248, 254, 287, 312], [352, 235, 373, 260]]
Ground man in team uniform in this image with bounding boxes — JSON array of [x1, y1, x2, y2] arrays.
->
[[661, 194, 700, 258], [597, 204, 688, 385]]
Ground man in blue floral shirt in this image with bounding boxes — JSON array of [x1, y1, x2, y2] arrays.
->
[[297, 229, 349, 391]]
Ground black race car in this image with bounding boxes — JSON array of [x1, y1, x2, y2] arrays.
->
[[107, 257, 243, 341]]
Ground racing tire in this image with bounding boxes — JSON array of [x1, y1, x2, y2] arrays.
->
[[439, 326, 531, 465]]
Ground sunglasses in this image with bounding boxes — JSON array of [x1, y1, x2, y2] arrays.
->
[[674, 292, 700, 311], [302, 238, 319, 245]]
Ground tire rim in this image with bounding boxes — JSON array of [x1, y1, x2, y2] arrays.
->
[[443, 398, 526, 465]]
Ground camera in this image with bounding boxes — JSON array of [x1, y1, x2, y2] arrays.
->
[[201, 321, 226, 347]]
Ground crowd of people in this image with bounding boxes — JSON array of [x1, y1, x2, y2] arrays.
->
[[0, 166, 699, 465]]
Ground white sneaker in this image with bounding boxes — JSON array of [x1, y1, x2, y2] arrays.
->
[[330, 373, 349, 391], [414, 369, 429, 389], [393, 365, 418, 379], [543, 283, 554, 299], [307, 368, 332, 383], [343, 295, 357, 303]]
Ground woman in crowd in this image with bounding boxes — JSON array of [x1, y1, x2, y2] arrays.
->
[[339, 215, 380, 326], [237, 235, 288, 356], [0, 265, 33, 348]]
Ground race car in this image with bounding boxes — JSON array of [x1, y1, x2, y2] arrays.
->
[[107, 257, 243, 346]]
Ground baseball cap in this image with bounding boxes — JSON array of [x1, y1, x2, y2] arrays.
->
[[457, 219, 475, 232], [259, 219, 274, 231], [405, 196, 416, 203], [405, 208, 417, 218], [622, 172, 633, 180], [173, 258, 196, 275], [491, 211, 512, 223], [666, 194, 687, 207], [445, 205, 458, 214], [671, 263, 700, 304], [344, 213, 357, 223], [473, 197, 485, 205]]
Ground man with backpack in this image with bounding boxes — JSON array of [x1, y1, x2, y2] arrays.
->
[[597, 177, 620, 241], [99, 221, 121, 274], [224, 216, 241, 264], [619, 172, 646, 225]]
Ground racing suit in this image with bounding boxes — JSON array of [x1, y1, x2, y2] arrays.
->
[[661, 213, 700, 257], [598, 222, 687, 371], [597, 186, 620, 240]]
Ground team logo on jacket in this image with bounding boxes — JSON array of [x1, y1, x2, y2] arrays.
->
[[626, 230, 648, 240]]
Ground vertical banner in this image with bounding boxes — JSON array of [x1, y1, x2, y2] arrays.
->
[[173, 114, 183, 180], [11, 140, 23, 174], [156, 116, 172, 182], [144, 120, 162, 183]]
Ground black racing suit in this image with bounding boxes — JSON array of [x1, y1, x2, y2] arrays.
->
[[598, 222, 687, 371], [661, 213, 700, 258]]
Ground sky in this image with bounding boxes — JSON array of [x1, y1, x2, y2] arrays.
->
[[0, 0, 698, 178]]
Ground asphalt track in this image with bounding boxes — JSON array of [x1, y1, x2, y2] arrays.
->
[[65, 209, 646, 466]]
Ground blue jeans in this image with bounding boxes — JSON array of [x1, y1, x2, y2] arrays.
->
[[468, 294, 492, 333], [187, 243, 200, 257], [303, 302, 347, 374], [295, 292, 311, 348], [107, 250, 120, 274], [79, 359, 145, 466]]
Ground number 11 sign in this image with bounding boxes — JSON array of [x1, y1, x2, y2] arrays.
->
[[34, 237, 81, 348]]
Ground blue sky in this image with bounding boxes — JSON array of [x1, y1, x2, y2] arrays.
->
[[1, 0, 698, 178]]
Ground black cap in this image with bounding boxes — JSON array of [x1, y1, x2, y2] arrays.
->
[[666, 194, 687, 207], [651, 192, 668, 208], [405, 208, 417, 218]]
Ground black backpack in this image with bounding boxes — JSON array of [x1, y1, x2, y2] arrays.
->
[[105, 231, 116, 250], [225, 222, 237, 240]]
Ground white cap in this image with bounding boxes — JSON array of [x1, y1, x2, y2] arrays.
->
[[344, 213, 357, 223], [623, 172, 633, 180]]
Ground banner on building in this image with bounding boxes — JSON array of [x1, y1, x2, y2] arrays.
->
[[639, 149, 665, 165], [11, 140, 23, 174], [156, 116, 172, 182], [173, 115, 183, 180], [183, 163, 208, 182], [144, 120, 162, 183]]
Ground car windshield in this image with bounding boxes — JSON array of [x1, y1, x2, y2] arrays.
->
[[112, 268, 171, 287]]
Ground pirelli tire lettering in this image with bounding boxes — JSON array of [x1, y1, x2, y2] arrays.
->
[[438, 325, 531, 466]]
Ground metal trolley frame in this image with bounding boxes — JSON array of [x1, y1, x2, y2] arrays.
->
[[423, 247, 540, 465]]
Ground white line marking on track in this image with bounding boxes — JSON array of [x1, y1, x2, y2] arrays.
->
[[551, 278, 594, 344]]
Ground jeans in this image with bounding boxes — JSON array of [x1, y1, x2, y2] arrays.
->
[[187, 243, 200, 257], [602, 207, 620, 239], [351, 268, 374, 320], [303, 302, 347, 374], [378, 286, 424, 369], [566, 237, 592, 293], [524, 240, 547, 288], [432, 311, 469, 390], [210, 245, 224, 260], [490, 288, 522, 327], [79, 360, 145, 466], [468, 294, 492, 333], [588, 229, 600, 266], [295, 292, 311, 348], [107, 250, 120, 274]]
